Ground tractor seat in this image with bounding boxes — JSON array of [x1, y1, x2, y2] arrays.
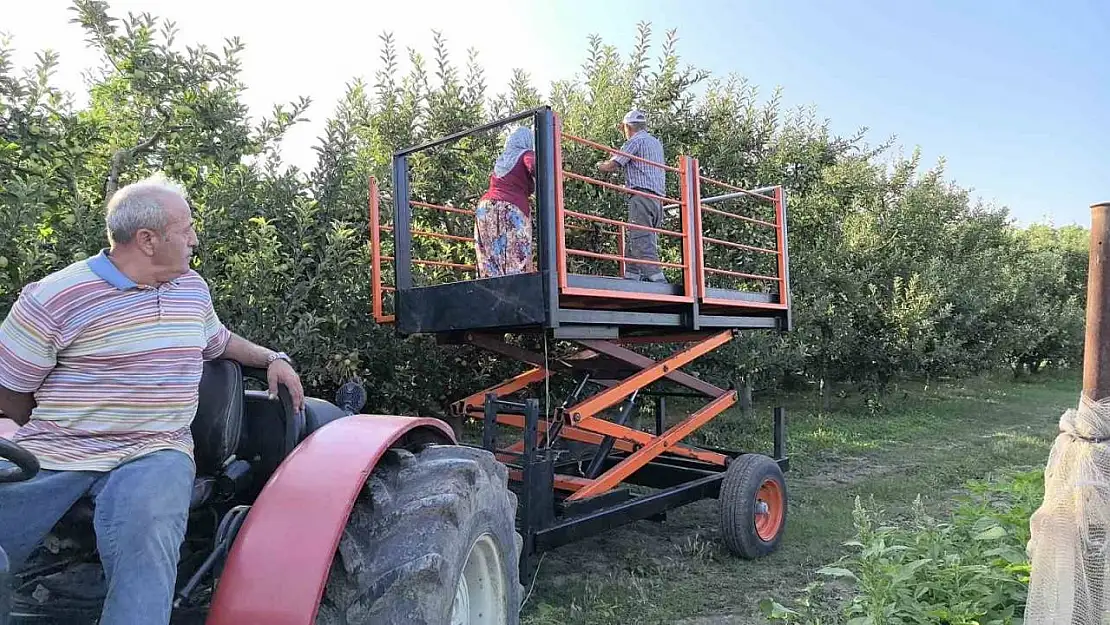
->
[[60, 360, 245, 525], [191, 359, 245, 477]]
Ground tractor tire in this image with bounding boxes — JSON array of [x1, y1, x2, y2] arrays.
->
[[718, 453, 787, 559], [316, 444, 523, 625]]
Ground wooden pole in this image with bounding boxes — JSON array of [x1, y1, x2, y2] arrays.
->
[[1083, 202, 1110, 401]]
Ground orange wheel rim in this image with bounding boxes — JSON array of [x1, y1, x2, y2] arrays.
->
[[754, 479, 785, 541]]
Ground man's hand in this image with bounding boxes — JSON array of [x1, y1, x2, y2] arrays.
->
[[597, 159, 619, 174], [267, 359, 305, 414], [219, 333, 306, 414], [0, 386, 35, 426]]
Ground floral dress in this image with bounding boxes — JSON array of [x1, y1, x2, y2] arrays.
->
[[475, 200, 534, 277], [475, 144, 536, 278]]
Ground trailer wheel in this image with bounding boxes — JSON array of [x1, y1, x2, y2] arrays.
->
[[316, 445, 523, 625], [719, 453, 787, 559]]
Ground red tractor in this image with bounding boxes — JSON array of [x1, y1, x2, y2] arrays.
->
[[0, 363, 523, 625]]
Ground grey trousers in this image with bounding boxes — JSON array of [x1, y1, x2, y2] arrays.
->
[[626, 191, 664, 279]]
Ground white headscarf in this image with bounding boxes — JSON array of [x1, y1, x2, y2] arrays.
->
[[493, 126, 534, 178]]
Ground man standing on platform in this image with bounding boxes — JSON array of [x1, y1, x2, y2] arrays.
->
[[597, 109, 668, 283]]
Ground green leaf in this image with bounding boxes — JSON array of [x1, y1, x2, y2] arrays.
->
[[892, 558, 932, 583], [974, 526, 1008, 541], [758, 598, 799, 619], [984, 545, 1028, 564], [816, 566, 859, 581]]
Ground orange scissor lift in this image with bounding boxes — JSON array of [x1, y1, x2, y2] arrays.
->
[[370, 107, 792, 568]]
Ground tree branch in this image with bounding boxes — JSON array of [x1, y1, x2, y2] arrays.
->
[[103, 104, 176, 199], [104, 128, 165, 199]]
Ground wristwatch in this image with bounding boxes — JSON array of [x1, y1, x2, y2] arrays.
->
[[266, 351, 293, 367]]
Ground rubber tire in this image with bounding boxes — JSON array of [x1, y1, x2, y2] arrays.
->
[[316, 444, 523, 625], [719, 453, 787, 559]]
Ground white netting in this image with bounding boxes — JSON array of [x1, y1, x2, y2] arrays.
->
[[1027, 394, 1110, 624]]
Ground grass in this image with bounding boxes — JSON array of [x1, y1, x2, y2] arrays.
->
[[518, 371, 1078, 625]]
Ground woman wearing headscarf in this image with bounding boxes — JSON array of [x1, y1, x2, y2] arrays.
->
[[474, 126, 536, 277]]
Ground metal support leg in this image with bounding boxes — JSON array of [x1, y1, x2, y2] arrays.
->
[[585, 391, 639, 479], [540, 374, 591, 448], [520, 399, 554, 579], [483, 393, 497, 452], [655, 396, 666, 435], [773, 407, 786, 461]]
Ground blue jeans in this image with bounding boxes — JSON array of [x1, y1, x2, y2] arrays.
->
[[0, 450, 194, 625]]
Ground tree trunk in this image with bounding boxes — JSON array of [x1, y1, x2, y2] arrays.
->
[[738, 377, 753, 415]]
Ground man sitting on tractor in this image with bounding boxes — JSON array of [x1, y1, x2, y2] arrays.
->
[[0, 174, 305, 625]]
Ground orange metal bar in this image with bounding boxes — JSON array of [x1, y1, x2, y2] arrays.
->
[[680, 157, 694, 299], [382, 256, 475, 272], [506, 468, 590, 492], [560, 286, 695, 304], [564, 222, 621, 236], [451, 367, 551, 416], [564, 210, 684, 237], [563, 171, 682, 205], [704, 267, 780, 281], [700, 297, 789, 310], [565, 248, 685, 270], [411, 200, 475, 216], [381, 225, 474, 244], [493, 411, 726, 464], [565, 222, 597, 233], [774, 186, 791, 307], [572, 412, 729, 465], [567, 330, 733, 420], [697, 174, 776, 202], [702, 236, 779, 255], [561, 133, 682, 173], [369, 176, 388, 324], [691, 159, 708, 299], [701, 205, 779, 229], [617, 225, 627, 277], [503, 441, 531, 454], [578, 338, 727, 398], [567, 390, 737, 501], [555, 115, 569, 291], [493, 413, 633, 451], [382, 286, 396, 293]]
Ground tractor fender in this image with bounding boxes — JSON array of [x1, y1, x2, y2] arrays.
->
[[206, 414, 455, 625]]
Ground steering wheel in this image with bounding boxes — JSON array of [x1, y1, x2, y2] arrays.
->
[[0, 437, 40, 484]]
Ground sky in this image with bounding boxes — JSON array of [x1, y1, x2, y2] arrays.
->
[[5, 0, 1108, 226]]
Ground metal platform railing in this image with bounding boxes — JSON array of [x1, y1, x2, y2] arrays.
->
[[369, 106, 791, 333], [694, 172, 790, 313], [554, 124, 697, 305]]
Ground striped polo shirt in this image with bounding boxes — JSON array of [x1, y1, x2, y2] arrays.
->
[[614, 130, 666, 196], [0, 250, 231, 472]]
